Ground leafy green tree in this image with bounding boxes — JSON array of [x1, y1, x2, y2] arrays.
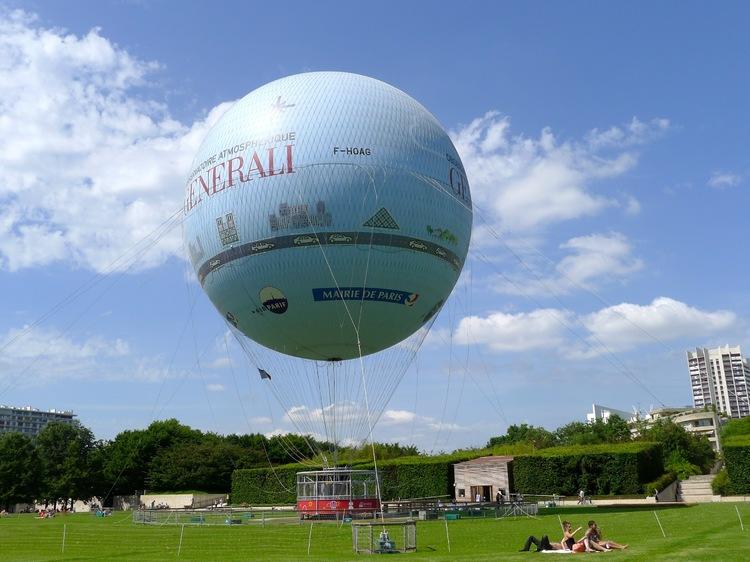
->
[[555, 415, 631, 445], [599, 415, 632, 443], [487, 423, 556, 449], [638, 420, 715, 475], [146, 440, 253, 492], [266, 433, 324, 464], [0, 432, 40, 509], [101, 419, 204, 497], [36, 422, 99, 508]]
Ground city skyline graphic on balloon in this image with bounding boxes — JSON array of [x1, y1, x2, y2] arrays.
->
[[183, 72, 472, 361]]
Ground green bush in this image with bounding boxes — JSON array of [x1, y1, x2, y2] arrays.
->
[[512, 442, 663, 496], [711, 468, 733, 496], [722, 436, 750, 494], [643, 472, 677, 495], [664, 451, 701, 480]]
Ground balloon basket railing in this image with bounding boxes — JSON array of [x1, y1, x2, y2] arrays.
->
[[296, 468, 381, 520]]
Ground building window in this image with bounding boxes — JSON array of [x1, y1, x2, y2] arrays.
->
[[458, 489, 465, 498]]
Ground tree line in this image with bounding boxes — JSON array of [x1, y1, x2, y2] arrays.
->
[[0, 414, 717, 510], [0, 418, 417, 510], [486, 415, 716, 478]]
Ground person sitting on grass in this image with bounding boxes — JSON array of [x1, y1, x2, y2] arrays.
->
[[584, 520, 628, 551], [560, 520, 582, 550]]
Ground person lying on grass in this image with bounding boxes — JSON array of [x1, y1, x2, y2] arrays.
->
[[584, 520, 628, 551], [519, 533, 558, 552]]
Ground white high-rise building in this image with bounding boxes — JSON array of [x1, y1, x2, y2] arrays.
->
[[687, 345, 750, 419], [0, 405, 76, 437]]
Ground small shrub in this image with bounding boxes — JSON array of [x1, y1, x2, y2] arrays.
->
[[664, 451, 701, 480], [643, 472, 677, 495], [711, 468, 733, 496]]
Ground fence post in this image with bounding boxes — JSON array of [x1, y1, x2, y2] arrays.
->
[[307, 522, 313, 555], [653, 511, 666, 538], [61, 523, 67, 554], [444, 517, 451, 553], [178, 524, 185, 557]]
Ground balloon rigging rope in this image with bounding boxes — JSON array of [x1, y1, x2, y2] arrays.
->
[[293, 166, 386, 518], [471, 245, 665, 407], [223, 334, 299, 491]]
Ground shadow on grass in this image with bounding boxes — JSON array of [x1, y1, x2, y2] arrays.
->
[[539, 504, 689, 516]]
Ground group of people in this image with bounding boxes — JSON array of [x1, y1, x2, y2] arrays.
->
[[520, 520, 628, 553]]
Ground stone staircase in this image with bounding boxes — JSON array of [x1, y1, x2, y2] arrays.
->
[[678, 474, 720, 503]]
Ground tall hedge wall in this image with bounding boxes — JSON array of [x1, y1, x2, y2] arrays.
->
[[231, 453, 479, 505], [231, 443, 664, 504], [231, 463, 302, 505], [512, 442, 663, 495], [723, 436, 750, 494]]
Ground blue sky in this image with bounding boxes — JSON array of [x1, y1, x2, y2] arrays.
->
[[0, 1, 748, 451]]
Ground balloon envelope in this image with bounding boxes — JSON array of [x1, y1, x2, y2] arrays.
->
[[183, 72, 472, 360]]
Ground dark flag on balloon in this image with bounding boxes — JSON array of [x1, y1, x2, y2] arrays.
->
[[258, 368, 272, 381]]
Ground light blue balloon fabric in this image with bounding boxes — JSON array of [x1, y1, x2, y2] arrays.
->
[[183, 72, 472, 360]]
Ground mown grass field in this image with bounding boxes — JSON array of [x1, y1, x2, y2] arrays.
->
[[0, 503, 748, 561]]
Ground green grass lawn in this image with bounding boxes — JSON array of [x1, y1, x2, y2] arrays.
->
[[0, 503, 748, 561]]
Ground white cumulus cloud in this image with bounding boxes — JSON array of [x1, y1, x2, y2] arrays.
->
[[496, 232, 643, 296], [455, 309, 573, 351], [451, 112, 668, 232], [0, 10, 230, 273], [454, 297, 738, 357], [581, 297, 738, 353]]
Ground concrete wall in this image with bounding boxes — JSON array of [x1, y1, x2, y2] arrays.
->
[[140, 493, 227, 509]]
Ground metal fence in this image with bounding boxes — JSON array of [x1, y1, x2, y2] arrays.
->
[[132, 509, 300, 526]]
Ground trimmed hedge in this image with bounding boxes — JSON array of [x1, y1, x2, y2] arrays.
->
[[512, 442, 663, 496], [231, 443, 664, 504], [231, 462, 302, 505], [230, 453, 481, 505], [723, 436, 750, 494]]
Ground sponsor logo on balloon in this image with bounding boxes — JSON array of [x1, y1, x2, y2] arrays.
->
[[293, 234, 318, 246], [426, 225, 458, 245], [217, 213, 239, 246], [251, 242, 275, 252], [312, 287, 418, 306], [185, 141, 296, 212], [260, 286, 288, 314], [362, 208, 399, 230], [269, 201, 332, 231], [271, 96, 295, 112], [446, 153, 471, 204], [328, 233, 353, 243]]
